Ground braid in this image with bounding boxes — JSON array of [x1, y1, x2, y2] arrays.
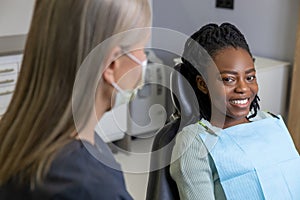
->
[[181, 22, 260, 121], [247, 95, 260, 119], [190, 22, 252, 58]]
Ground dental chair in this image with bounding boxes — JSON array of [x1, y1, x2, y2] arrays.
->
[[146, 64, 200, 200]]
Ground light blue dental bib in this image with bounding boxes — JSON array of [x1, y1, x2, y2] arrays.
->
[[199, 116, 300, 200]]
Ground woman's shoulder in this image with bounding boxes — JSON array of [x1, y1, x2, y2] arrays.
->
[[177, 121, 207, 139], [174, 122, 206, 148], [42, 140, 132, 199], [174, 118, 218, 144], [49, 139, 121, 180], [171, 121, 210, 163], [250, 110, 277, 121]]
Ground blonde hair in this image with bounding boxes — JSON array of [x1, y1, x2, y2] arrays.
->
[[0, 0, 151, 186]]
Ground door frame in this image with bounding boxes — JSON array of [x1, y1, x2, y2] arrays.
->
[[288, 8, 300, 152]]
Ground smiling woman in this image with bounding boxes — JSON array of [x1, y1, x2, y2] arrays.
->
[[205, 47, 259, 128], [170, 22, 300, 200]]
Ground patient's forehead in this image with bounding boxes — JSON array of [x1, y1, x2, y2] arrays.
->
[[208, 47, 255, 75]]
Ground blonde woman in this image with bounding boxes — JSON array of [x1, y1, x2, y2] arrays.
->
[[0, 0, 151, 199]]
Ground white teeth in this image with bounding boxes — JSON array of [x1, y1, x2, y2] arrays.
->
[[230, 99, 248, 105]]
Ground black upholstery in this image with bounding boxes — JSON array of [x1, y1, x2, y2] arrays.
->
[[146, 118, 181, 200], [170, 64, 200, 125], [146, 64, 200, 200]]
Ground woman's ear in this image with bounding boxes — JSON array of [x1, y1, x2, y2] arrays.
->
[[102, 46, 122, 85], [196, 75, 208, 94]]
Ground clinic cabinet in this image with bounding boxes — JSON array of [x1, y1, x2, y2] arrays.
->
[[254, 56, 290, 119], [0, 54, 22, 117]]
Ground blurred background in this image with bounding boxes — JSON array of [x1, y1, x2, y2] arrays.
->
[[1, 1, 300, 199]]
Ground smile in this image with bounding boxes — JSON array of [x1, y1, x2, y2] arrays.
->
[[229, 98, 249, 105]]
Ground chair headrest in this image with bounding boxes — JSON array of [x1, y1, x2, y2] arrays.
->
[[170, 63, 200, 125]]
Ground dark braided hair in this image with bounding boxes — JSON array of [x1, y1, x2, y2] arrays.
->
[[180, 22, 260, 121]]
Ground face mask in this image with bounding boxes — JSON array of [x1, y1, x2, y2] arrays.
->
[[112, 52, 147, 108], [125, 52, 148, 89]]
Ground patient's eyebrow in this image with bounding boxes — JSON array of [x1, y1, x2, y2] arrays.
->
[[219, 68, 256, 75]]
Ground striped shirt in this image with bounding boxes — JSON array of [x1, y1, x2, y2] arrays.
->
[[170, 111, 272, 200]]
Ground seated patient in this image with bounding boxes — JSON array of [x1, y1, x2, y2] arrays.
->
[[170, 23, 300, 200]]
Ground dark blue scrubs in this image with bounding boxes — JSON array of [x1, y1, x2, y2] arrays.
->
[[0, 134, 133, 200]]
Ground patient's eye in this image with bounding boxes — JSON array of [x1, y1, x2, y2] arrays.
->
[[246, 75, 256, 82], [220, 76, 236, 85]]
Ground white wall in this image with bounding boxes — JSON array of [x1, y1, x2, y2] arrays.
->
[[153, 0, 300, 63], [0, 0, 299, 62], [0, 0, 35, 36]]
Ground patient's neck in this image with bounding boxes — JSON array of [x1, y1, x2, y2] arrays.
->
[[210, 113, 249, 129]]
